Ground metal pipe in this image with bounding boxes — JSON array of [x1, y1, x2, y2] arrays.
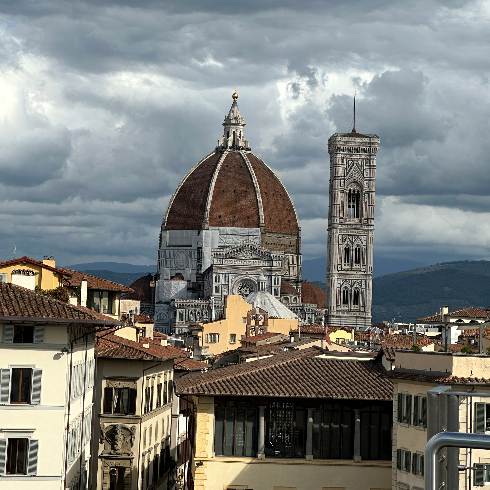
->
[[425, 432, 490, 490], [447, 395, 460, 490], [480, 323, 483, 354]]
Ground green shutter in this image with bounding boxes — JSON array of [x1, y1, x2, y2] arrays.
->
[[407, 394, 412, 424], [3, 325, 13, 343], [0, 438, 6, 475], [413, 396, 419, 426], [474, 463, 485, 486], [31, 369, 42, 405], [422, 397, 427, 428], [475, 403, 486, 434], [398, 394, 403, 423], [27, 439, 39, 475], [420, 454, 425, 476], [412, 452, 417, 474], [397, 449, 402, 470]]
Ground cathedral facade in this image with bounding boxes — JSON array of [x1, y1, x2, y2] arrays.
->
[[325, 128, 379, 330], [155, 93, 324, 334]]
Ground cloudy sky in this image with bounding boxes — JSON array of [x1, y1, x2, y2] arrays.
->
[[0, 0, 489, 269]]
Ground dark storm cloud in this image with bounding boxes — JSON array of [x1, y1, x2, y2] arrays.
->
[[0, 0, 488, 265]]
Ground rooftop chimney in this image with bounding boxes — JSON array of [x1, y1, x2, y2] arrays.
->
[[81, 278, 88, 307], [42, 255, 56, 268]]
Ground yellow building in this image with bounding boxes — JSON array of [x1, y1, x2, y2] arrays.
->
[[0, 282, 119, 489], [0, 255, 66, 290], [176, 349, 393, 490], [191, 295, 298, 357], [290, 325, 354, 344]]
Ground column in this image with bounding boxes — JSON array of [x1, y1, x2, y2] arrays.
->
[[258, 406, 266, 459], [354, 409, 361, 462], [306, 408, 314, 460]]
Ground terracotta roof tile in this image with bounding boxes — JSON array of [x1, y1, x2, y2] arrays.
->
[[62, 269, 133, 292], [301, 280, 325, 309], [0, 256, 69, 275], [174, 357, 209, 371], [240, 332, 286, 344], [176, 349, 392, 400], [96, 332, 185, 361], [387, 369, 490, 385], [0, 283, 119, 324], [281, 280, 299, 295], [123, 274, 153, 302], [417, 306, 487, 322]]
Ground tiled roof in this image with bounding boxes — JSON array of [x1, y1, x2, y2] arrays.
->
[[96, 332, 185, 361], [240, 332, 286, 344], [281, 280, 299, 295], [174, 357, 209, 371], [387, 369, 490, 385], [164, 150, 299, 237], [418, 307, 488, 322], [0, 283, 119, 324], [75, 305, 117, 322], [301, 280, 326, 309], [0, 256, 69, 275], [176, 349, 392, 400], [245, 291, 297, 319], [123, 274, 154, 302], [62, 269, 133, 292], [120, 313, 154, 323], [290, 325, 352, 335]]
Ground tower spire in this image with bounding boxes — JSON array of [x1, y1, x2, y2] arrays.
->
[[352, 92, 356, 133]]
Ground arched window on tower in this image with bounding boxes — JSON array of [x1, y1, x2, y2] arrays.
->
[[342, 289, 349, 306], [347, 189, 361, 219], [353, 289, 360, 307], [344, 247, 350, 265], [354, 247, 361, 265], [227, 130, 230, 139]]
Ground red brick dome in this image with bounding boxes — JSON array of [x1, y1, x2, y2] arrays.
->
[[163, 150, 299, 235]]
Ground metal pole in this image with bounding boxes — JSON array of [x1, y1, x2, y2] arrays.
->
[[447, 394, 460, 490], [426, 432, 490, 490], [480, 323, 483, 354]]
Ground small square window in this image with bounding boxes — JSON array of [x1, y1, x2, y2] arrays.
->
[[13, 325, 34, 343]]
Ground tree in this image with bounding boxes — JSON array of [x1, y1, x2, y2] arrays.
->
[[411, 344, 421, 352], [461, 345, 473, 354]]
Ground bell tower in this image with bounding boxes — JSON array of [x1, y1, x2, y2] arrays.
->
[[325, 121, 379, 330]]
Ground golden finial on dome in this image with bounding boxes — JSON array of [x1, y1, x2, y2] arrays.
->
[[232, 89, 238, 101]]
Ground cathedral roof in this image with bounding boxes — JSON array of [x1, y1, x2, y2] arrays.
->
[[245, 291, 297, 319], [163, 95, 299, 236], [301, 280, 326, 309]]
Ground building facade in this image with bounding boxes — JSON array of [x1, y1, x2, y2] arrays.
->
[[390, 350, 490, 490], [0, 282, 118, 489], [326, 128, 379, 330], [92, 331, 185, 490], [176, 349, 393, 490]]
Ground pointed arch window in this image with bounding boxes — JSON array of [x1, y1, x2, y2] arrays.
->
[[344, 247, 350, 265], [354, 247, 361, 265], [353, 290, 360, 306], [342, 289, 349, 306], [347, 190, 361, 219]]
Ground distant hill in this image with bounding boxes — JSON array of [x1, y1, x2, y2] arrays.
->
[[65, 262, 155, 274], [301, 255, 426, 281], [63, 263, 155, 288], [312, 260, 490, 325], [372, 260, 490, 324]]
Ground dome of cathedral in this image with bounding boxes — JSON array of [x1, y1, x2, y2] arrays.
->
[[163, 150, 299, 234], [163, 92, 299, 238]]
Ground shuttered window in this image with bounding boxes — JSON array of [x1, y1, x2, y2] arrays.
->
[[10, 368, 32, 404], [396, 448, 412, 472], [1, 438, 37, 475], [475, 402, 487, 434], [397, 393, 413, 425], [0, 369, 10, 404], [104, 387, 137, 415], [2, 325, 14, 343], [412, 453, 424, 475], [474, 463, 485, 486]]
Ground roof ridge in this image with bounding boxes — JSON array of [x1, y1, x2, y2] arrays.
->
[[98, 333, 162, 359], [185, 348, 317, 387]]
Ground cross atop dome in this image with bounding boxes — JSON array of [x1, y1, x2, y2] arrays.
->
[[218, 91, 250, 150]]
